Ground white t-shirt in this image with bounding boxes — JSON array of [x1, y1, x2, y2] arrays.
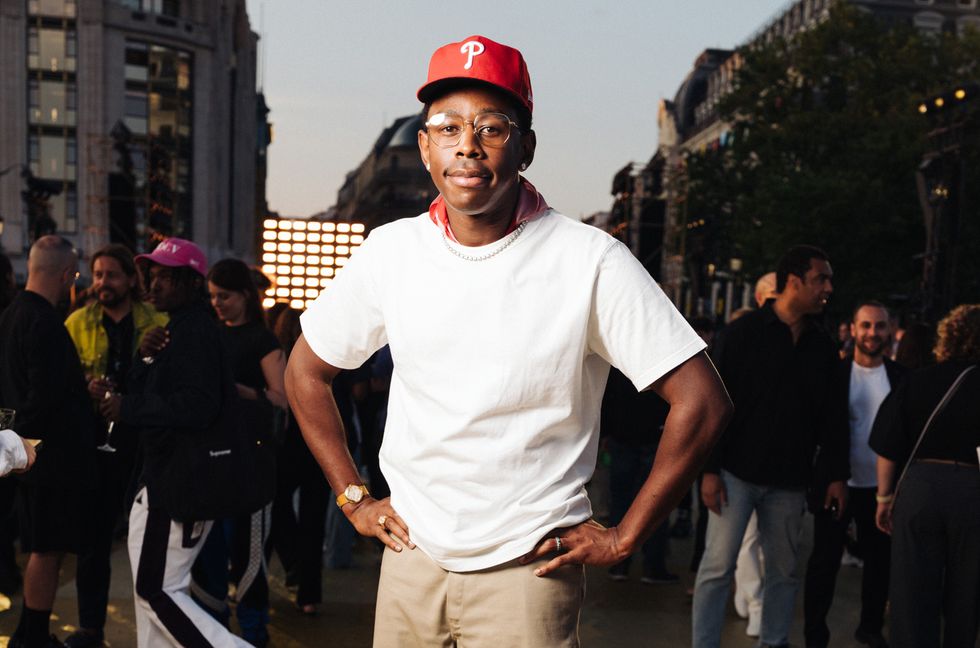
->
[[301, 210, 705, 571], [848, 362, 892, 488]]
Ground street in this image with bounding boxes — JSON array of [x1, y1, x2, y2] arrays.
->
[[0, 510, 875, 647]]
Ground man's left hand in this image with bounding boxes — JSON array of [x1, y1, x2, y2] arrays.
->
[[824, 480, 848, 520], [518, 519, 628, 577]]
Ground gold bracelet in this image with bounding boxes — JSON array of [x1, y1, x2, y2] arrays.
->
[[875, 493, 894, 504]]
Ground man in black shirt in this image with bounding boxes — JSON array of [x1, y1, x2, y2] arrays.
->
[[0, 235, 97, 648], [692, 245, 849, 648]]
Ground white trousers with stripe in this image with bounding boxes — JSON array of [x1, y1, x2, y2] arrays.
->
[[127, 487, 254, 647]]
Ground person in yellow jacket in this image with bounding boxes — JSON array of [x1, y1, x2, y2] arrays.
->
[[63, 243, 167, 648]]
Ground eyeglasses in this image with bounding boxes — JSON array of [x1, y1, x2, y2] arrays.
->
[[424, 112, 521, 149]]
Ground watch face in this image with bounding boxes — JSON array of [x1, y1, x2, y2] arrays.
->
[[345, 484, 364, 503]]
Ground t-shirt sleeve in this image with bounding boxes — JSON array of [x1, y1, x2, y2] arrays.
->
[[868, 381, 908, 463], [300, 232, 387, 370], [255, 327, 281, 359], [587, 241, 706, 391]]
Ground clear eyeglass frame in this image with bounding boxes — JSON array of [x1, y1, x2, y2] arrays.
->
[[424, 111, 521, 149]]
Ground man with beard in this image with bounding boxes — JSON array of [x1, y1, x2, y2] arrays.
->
[[803, 301, 905, 648], [0, 235, 96, 648], [64, 244, 167, 648], [694, 245, 849, 648]]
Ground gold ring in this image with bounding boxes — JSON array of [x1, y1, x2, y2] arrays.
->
[[378, 514, 388, 527]]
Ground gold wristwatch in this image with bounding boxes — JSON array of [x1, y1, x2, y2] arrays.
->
[[336, 483, 370, 508]]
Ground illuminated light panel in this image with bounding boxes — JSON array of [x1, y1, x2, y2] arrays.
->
[[280, 220, 293, 230], [292, 243, 307, 253], [277, 242, 290, 252], [320, 277, 332, 287], [352, 224, 365, 233], [305, 288, 319, 298], [293, 220, 307, 230], [276, 276, 290, 286], [307, 221, 321, 231], [351, 234, 364, 244], [277, 254, 290, 263], [275, 287, 290, 297], [291, 254, 306, 264], [276, 265, 290, 275], [292, 232, 307, 242], [262, 242, 277, 252], [263, 219, 278, 229], [291, 277, 304, 286], [307, 244, 320, 253], [290, 299, 305, 309], [321, 233, 335, 243], [322, 222, 336, 232], [261, 264, 276, 275], [307, 255, 320, 266], [262, 297, 276, 309], [322, 245, 335, 254], [290, 288, 304, 297], [277, 232, 290, 241], [335, 256, 348, 266], [305, 277, 319, 287], [262, 231, 276, 240], [336, 234, 350, 244], [321, 267, 334, 277], [262, 253, 276, 263], [336, 246, 350, 256], [308, 233, 320, 243], [337, 223, 350, 233]]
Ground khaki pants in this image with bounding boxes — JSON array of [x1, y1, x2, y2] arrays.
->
[[373, 545, 585, 648]]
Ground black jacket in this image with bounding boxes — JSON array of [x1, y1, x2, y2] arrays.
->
[[706, 303, 849, 490], [120, 301, 226, 503], [0, 291, 96, 487]]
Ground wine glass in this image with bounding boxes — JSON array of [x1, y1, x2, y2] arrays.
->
[[97, 377, 117, 454]]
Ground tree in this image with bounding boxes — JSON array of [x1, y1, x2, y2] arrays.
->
[[692, 4, 980, 318]]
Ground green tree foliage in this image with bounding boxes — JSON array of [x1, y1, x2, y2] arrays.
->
[[687, 4, 980, 317]]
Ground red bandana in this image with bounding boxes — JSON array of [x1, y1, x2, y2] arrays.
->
[[428, 178, 551, 243]]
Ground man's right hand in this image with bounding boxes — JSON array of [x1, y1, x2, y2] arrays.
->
[[139, 327, 170, 358], [88, 376, 113, 402], [701, 473, 727, 515], [345, 496, 415, 553]]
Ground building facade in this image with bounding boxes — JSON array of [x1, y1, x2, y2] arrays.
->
[[332, 114, 437, 232], [0, 0, 261, 279]]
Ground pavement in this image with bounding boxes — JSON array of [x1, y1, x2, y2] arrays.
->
[[0, 509, 879, 648]]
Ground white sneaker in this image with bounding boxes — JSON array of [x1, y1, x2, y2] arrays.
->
[[746, 609, 761, 638]]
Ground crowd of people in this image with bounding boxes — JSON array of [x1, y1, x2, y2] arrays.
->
[[0, 32, 977, 648]]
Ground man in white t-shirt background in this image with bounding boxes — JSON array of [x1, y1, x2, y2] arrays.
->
[[284, 34, 732, 647], [803, 301, 906, 648]]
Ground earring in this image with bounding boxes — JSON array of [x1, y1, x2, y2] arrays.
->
[[519, 162, 527, 171], [425, 163, 431, 171]]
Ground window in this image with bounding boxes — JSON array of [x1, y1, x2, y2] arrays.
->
[[914, 11, 945, 34], [30, 81, 72, 126], [28, 0, 76, 18], [39, 135, 67, 179]]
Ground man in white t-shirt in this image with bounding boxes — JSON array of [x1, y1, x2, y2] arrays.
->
[[803, 301, 906, 648], [285, 34, 732, 647]]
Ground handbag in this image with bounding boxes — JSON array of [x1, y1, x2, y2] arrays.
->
[[892, 364, 976, 503], [160, 362, 277, 523]]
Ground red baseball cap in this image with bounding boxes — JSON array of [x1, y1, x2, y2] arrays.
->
[[135, 237, 208, 277], [417, 35, 533, 114]]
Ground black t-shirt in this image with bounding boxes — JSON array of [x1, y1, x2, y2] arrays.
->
[[870, 360, 980, 466], [103, 311, 135, 387], [219, 320, 280, 390]]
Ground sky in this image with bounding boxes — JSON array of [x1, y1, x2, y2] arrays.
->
[[244, 1, 791, 220]]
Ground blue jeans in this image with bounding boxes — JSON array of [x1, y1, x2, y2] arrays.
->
[[692, 470, 805, 647]]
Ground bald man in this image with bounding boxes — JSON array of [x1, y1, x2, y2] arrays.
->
[[0, 236, 98, 648], [754, 271, 777, 308]]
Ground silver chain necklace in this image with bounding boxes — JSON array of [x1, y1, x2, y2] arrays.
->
[[442, 221, 529, 262]]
